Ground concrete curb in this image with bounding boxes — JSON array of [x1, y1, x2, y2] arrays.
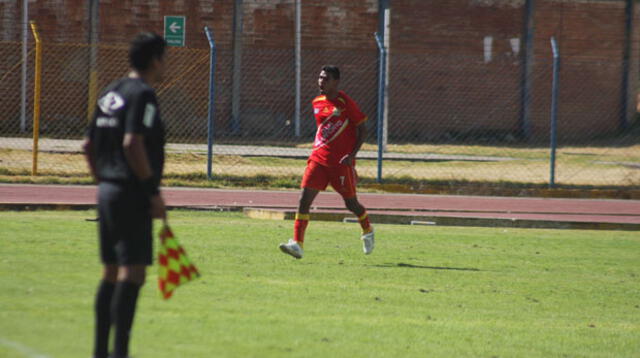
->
[[361, 183, 640, 200], [4, 202, 638, 231], [243, 208, 640, 231]]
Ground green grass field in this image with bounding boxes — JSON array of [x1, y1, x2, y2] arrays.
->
[[1, 210, 639, 357]]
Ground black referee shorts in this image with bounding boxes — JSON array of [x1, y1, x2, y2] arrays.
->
[[97, 181, 153, 266]]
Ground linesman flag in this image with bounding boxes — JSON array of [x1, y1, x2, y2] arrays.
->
[[158, 223, 200, 299]]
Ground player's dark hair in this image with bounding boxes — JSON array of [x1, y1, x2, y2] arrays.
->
[[322, 65, 340, 80], [129, 32, 167, 72]]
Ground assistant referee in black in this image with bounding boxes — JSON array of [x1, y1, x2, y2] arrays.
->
[[83, 32, 167, 358]]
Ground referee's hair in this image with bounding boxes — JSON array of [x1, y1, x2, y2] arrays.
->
[[322, 65, 340, 80], [129, 32, 167, 72]]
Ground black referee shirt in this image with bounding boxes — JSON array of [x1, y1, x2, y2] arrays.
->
[[87, 77, 165, 189]]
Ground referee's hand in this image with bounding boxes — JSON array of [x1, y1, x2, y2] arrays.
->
[[151, 194, 167, 219]]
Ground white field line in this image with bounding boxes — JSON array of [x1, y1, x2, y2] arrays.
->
[[0, 337, 51, 358]]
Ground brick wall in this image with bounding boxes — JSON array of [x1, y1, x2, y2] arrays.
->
[[389, 0, 524, 140], [0, 0, 636, 141], [0, 0, 377, 48], [0, 0, 87, 42], [532, 0, 632, 140], [391, 0, 523, 55], [234, 0, 379, 137], [389, 0, 638, 141]]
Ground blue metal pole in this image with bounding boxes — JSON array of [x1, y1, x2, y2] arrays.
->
[[374, 32, 385, 183], [204, 26, 216, 180], [549, 36, 559, 188]]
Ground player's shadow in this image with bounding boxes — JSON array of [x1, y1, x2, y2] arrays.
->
[[372, 262, 480, 272]]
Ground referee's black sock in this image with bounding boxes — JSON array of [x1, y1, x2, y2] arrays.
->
[[93, 280, 115, 358], [111, 281, 142, 357]]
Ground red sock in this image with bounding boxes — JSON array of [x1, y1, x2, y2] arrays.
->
[[358, 212, 372, 234], [294, 213, 310, 247]]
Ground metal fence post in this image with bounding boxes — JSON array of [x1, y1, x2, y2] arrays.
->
[[549, 36, 560, 188], [29, 21, 42, 176], [620, 0, 634, 131], [87, 0, 99, 123], [294, 0, 302, 137], [231, 0, 243, 135], [374, 32, 386, 183], [378, 0, 390, 151], [205, 26, 217, 180], [20, 0, 28, 133], [520, 0, 535, 140]]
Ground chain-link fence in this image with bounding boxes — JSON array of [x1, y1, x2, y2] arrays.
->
[[378, 52, 640, 188], [202, 46, 379, 181], [0, 0, 638, 191], [0, 40, 211, 180]]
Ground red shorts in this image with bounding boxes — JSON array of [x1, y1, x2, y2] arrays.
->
[[301, 160, 358, 199]]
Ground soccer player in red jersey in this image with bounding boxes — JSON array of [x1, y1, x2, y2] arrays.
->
[[279, 65, 374, 259]]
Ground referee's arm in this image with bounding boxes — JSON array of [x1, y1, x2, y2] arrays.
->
[[122, 133, 153, 181], [82, 138, 97, 182], [82, 119, 98, 182], [122, 90, 166, 219], [122, 90, 156, 185], [123, 133, 166, 219]]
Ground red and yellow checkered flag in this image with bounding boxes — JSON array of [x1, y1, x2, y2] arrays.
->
[[157, 224, 200, 299]]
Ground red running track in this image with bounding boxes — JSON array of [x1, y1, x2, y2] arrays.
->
[[1, 184, 639, 224]]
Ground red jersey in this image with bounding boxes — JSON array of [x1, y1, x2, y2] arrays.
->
[[309, 91, 367, 167]]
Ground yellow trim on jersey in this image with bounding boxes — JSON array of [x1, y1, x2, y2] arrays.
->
[[319, 107, 342, 125], [338, 97, 346, 104], [313, 119, 350, 151], [323, 119, 350, 147], [313, 96, 327, 103], [331, 119, 350, 140]]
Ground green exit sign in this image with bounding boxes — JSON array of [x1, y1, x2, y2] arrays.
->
[[164, 16, 185, 47]]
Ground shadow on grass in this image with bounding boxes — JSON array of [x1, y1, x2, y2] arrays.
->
[[372, 262, 480, 272]]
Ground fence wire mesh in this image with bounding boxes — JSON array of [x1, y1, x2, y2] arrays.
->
[[0, 3, 639, 191], [0, 41, 33, 135], [204, 47, 379, 180], [379, 54, 639, 188]]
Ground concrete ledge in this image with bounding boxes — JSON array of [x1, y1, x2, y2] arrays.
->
[[4, 203, 638, 231], [362, 183, 640, 200], [243, 208, 640, 231]]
